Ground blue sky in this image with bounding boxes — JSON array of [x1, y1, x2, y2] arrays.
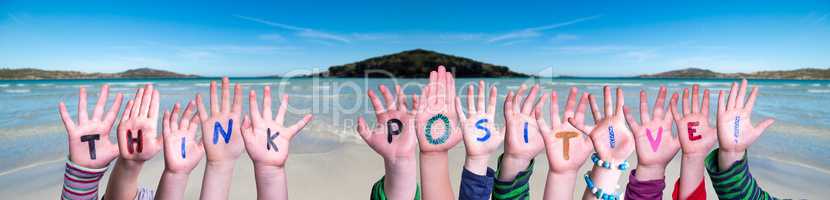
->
[[0, 0, 828, 77]]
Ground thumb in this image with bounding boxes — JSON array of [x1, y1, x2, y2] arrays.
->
[[753, 118, 775, 137]]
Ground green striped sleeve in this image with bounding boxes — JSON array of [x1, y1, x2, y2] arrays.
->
[[370, 176, 421, 200], [492, 154, 535, 200], [705, 149, 778, 200]]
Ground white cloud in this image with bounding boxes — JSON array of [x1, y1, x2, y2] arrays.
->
[[550, 33, 580, 43], [235, 15, 351, 43], [488, 15, 601, 43], [258, 34, 285, 42]]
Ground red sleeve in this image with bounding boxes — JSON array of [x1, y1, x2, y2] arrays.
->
[[672, 178, 706, 200]]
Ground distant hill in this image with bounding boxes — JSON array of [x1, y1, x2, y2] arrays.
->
[[0, 68, 198, 80], [306, 49, 529, 78], [640, 67, 830, 80]]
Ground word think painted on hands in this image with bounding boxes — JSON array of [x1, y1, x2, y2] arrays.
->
[[267, 128, 279, 152], [733, 116, 740, 144], [180, 137, 186, 159], [425, 114, 451, 145], [608, 126, 616, 148], [80, 134, 100, 160], [687, 122, 702, 141], [646, 127, 663, 152], [474, 118, 491, 142], [126, 129, 144, 154], [213, 119, 233, 144], [386, 119, 403, 144], [555, 132, 579, 160]]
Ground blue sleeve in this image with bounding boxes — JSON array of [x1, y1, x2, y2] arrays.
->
[[459, 167, 496, 200]]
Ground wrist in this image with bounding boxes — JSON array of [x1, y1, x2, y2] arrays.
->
[[587, 167, 623, 194], [206, 160, 236, 172], [464, 155, 490, 175], [497, 154, 532, 181], [119, 158, 146, 170], [634, 164, 666, 181], [717, 149, 745, 171]]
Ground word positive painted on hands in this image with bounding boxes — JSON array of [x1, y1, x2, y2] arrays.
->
[[475, 118, 491, 142], [213, 119, 233, 144], [180, 137, 186, 159], [608, 126, 616, 148], [126, 130, 144, 154], [267, 128, 279, 152], [425, 114, 451, 145], [523, 122, 529, 143], [80, 134, 100, 160], [646, 127, 663, 152], [687, 122, 702, 141], [555, 131, 579, 160], [733, 116, 740, 144], [386, 119, 403, 144]]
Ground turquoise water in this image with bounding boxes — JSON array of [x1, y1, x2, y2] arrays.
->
[[1, 77, 829, 176]]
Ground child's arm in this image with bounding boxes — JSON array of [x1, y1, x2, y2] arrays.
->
[[535, 87, 594, 200], [569, 87, 635, 200], [197, 77, 246, 200], [103, 84, 164, 200], [240, 86, 313, 200], [58, 85, 123, 199], [414, 66, 463, 200], [156, 101, 205, 200], [494, 84, 546, 199], [454, 80, 503, 200], [358, 84, 419, 200], [708, 79, 776, 199], [669, 84, 716, 200], [621, 86, 681, 199]]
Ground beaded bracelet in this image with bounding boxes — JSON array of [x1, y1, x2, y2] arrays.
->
[[584, 171, 620, 200], [590, 153, 630, 170]]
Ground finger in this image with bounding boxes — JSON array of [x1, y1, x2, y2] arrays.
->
[[221, 77, 230, 112], [130, 87, 143, 118], [521, 84, 539, 114], [356, 117, 371, 142], [615, 87, 624, 117], [567, 117, 589, 134], [466, 84, 476, 114], [263, 86, 273, 120], [180, 101, 196, 129], [573, 92, 589, 129], [276, 94, 289, 125], [754, 118, 775, 136], [288, 114, 313, 136], [170, 103, 181, 130], [139, 84, 153, 117], [550, 90, 561, 126], [653, 86, 667, 118], [692, 84, 700, 113], [623, 106, 641, 131], [380, 85, 396, 111], [701, 89, 711, 118], [232, 83, 243, 114], [241, 115, 253, 141], [682, 88, 690, 115], [121, 99, 134, 122], [91, 84, 109, 121], [446, 69, 456, 105], [603, 86, 612, 116], [249, 90, 261, 124], [368, 89, 385, 115], [534, 93, 549, 123], [639, 90, 650, 123], [396, 85, 408, 112], [744, 86, 759, 114], [58, 102, 76, 132], [717, 90, 726, 115], [514, 84, 527, 113], [102, 93, 123, 128], [149, 89, 160, 119], [504, 91, 514, 115], [670, 93, 682, 123], [535, 106, 551, 134], [209, 81, 219, 116], [563, 87, 578, 119], [436, 67, 446, 104], [428, 71, 438, 104], [455, 97, 467, 120], [163, 110, 171, 136], [196, 94, 209, 123], [477, 80, 485, 112], [78, 87, 89, 123], [589, 93, 602, 121], [487, 86, 497, 114], [736, 79, 748, 109], [728, 81, 738, 110], [188, 115, 200, 133]]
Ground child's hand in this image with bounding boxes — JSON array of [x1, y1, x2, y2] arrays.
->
[[670, 85, 716, 157], [455, 80, 502, 173], [716, 79, 775, 169], [196, 77, 244, 164], [59, 85, 123, 169], [503, 84, 545, 161], [535, 87, 593, 174], [623, 86, 680, 179], [161, 101, 204, 174], [241, 86, 313, 168], [415, 66, 461, 153], [571, 86, 634, 164], [116, 84, 162, 163], [358, 84, 417, 161]]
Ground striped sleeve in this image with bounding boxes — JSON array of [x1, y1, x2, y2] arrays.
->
[[704, 149, 778, 200], [492, 154, 535, 200], [62, 159, 108, 200], [370, 176, 421, 200]]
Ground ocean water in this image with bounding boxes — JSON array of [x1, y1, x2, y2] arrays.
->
[[0, 77, 829, 177]]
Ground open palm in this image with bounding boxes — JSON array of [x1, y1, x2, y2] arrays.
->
[[455, 80, 502, 159], [242, 87, 313, 167], [358, 84, 417, 161], [117, 84, 162, 162], [59, 85, 123, 168], [536, 87, 593, 172], [162, 101, 204, 173], [671, 85, 717, 156], [716, 79, 775, 154], [503, 84, 545, 161], [196, 77, 244, 163], [623, 86, 679, 167], [415, 66, 461, 152], [571, 86, 634, 163]]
